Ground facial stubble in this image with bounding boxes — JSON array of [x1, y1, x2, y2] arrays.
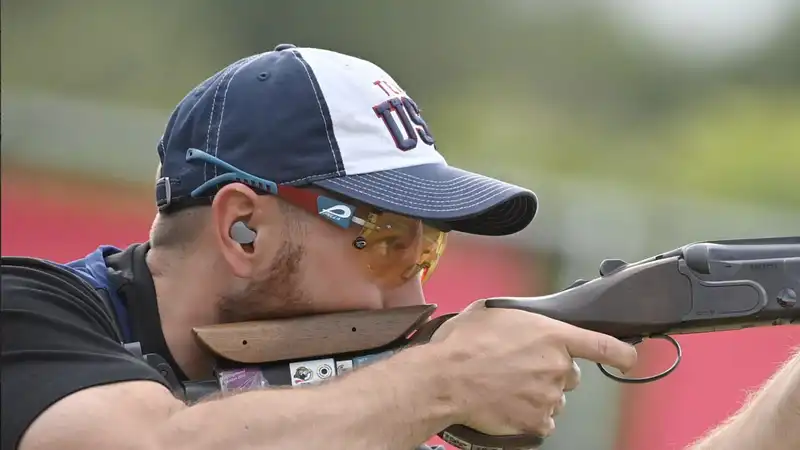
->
[[216, 239, 314, 323]]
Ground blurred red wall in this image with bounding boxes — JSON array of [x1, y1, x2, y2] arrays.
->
[[617, 328, 800, 450], [1, 169, 156, 258], [0, 167, 538, 302]]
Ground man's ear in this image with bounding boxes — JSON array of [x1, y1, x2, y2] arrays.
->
[[210, 184, 266, 278]]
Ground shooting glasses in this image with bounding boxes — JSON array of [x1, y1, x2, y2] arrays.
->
[[184, 149, 448, 287]]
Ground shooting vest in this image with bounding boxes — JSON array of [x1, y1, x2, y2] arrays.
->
[[61, 245, 134, 342], [9, 244, 187, 385]]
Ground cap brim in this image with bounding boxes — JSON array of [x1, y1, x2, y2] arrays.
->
[[312, 163, 538, 236]]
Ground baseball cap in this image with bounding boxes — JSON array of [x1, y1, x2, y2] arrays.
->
[[156, 43, 538, 236]]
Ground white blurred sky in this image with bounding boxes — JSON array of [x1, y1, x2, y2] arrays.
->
[[608, 0, 797, 59], [507, 0, 798, 61]]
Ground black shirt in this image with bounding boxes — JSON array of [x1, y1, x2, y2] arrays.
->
[[1, 243, 181, 450]]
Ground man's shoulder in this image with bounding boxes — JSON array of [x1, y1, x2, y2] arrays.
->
[[1, 244, 138, 296], [0, 247, 127, 331], [2, 254, 87, 298], [2, 252, 101, 303], [0, 246, 171, 450]]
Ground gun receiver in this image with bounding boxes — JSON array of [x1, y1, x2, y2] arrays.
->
[[136, 236, 798, 450], [487, 236, 799, 338]]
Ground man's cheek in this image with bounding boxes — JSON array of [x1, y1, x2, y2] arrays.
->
[[381, 278, 426, 309]]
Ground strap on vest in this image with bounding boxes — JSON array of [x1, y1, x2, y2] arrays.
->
[[105, 243, 189, 382], [78, 247, 133, 342]]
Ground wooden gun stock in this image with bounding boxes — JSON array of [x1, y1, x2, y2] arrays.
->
[[192, 304, 437, 364]]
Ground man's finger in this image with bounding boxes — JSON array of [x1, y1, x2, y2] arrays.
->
[[559, 325, 637, 373], [551, 393, 567, 417], [563, 360, 581, 392]]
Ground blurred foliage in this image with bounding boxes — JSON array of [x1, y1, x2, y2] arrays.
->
[[2, 0, 799, 208], [431, 84, 800, 208], [653, 88, 800, 207]]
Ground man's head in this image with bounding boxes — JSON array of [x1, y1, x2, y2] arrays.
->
[[149, 44, 538, 324]]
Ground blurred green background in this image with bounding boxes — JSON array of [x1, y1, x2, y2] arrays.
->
[[2, 1, 800, 449], [4, 0, 800, 208]]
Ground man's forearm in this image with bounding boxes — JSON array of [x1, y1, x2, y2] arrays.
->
[[154, 343, 458, 450], [689, 346, 800, 450]]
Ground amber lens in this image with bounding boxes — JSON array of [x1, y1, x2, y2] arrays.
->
[[356, 211, 447, 287], [416, 226, 448, 282]]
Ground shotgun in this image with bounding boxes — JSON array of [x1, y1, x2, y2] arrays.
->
[[130, 236, 800, 449]]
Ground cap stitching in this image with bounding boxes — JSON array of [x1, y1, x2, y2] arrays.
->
[[381, 168, 516, 188], [203, 63, 240, 181], [365, 170, 500, 194], [157, 138, 166, 163], [288, 50, 343, 176], [283, 171, 341, 185], [214, 53, 264, 177], [333, 175, 513, 206], [330, 180, 516, 211], [356, 170, 501, 196], [323, 176, 517, 210]]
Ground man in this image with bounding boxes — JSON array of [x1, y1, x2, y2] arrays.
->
[[0, 43, 635, 450], [0, 44, 794, 450]]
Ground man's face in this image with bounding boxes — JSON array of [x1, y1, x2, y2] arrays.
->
[[214, 187, 434, 324]]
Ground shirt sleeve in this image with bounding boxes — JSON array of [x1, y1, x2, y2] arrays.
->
[[1, 261, 171, 450]]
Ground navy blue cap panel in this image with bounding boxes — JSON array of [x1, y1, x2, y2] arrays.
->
[[313, 163, 538, 236], [159, 56, 254, 192], [158, 51, 344, 205], [206, 50, 345, 183]]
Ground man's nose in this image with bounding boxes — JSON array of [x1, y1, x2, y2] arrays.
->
[[381, 275, 426, 309]]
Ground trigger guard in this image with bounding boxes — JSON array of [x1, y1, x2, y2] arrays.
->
[[597, 334, 682, 384]]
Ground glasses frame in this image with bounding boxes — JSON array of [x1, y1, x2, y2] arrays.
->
[[182, 148, 447, 281]]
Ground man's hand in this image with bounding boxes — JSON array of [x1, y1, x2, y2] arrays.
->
[[430, 299, 638, 438], [16, 295, 635, 450]]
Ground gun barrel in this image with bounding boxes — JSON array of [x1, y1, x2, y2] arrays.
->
[[484, 242, 800, 340], [683, 237, 800, 274]]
